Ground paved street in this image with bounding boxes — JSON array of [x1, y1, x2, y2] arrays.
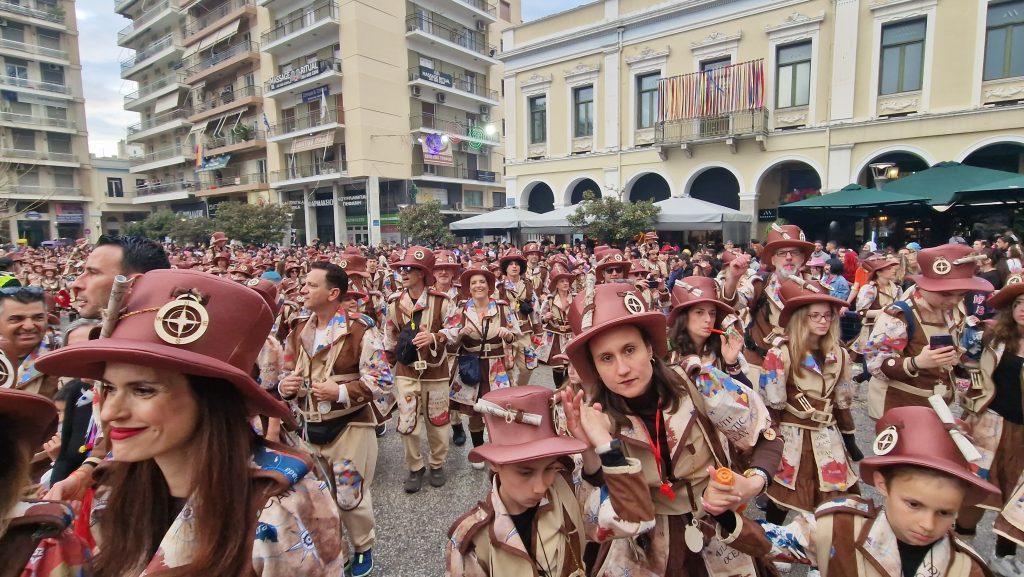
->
[[366, 367, 1003, 576]]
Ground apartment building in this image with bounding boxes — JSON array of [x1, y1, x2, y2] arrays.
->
[[89, 141, 148, 238], [501, 0, 1024, 241], [260, 0, 518, 245], [0, 0, 91, 245]]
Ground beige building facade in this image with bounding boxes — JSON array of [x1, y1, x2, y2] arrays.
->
[[500, 0, 1024, 241], [0, 0, 93, 244], [88, 141, 148, 238]]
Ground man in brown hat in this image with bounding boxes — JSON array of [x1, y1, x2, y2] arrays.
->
[[522, 242, 548, 296], [496, 249, 542, 386], [384, 246, 458, 493], [0, 287, 58, 399], [863, 244, 993, 419]]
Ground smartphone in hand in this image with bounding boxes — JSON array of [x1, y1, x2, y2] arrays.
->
[[929, 334, 955, 349]]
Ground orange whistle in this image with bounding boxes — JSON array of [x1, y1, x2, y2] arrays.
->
[[713, 467, 747, 513]]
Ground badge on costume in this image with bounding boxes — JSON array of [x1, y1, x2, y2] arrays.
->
[[932, 257, 952, 276], [0, 349, 13, 388], [154, 293, 210, 345], [685, 518, 704, 553], [873, 426, 899, 456], [623, 292, 645, 314]]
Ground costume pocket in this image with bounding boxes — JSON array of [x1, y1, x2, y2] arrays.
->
[[524, 345, 539, 370], [427, 389, 450, 427], [396, 393, 418, 435], [333, 458, 364, 511]]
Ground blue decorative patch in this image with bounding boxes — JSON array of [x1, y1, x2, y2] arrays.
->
[[253, 445, 310, 485], [256, 521, 279, 543]]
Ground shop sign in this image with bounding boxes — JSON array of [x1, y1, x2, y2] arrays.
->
[[55, 203, 83, 224], [380, 213, 400, 225], [269, 60, 334, 91], [476, 170, 496, 183], [347, 215, 368, 226], [310, 198, 335, 207], [289, 200, 304, 210], [301, 85, 329, 103], [758, 208, 778, 222], [418, 66, 453, 88], [342, 193, 366, 207], [25, 211, 41, 220]]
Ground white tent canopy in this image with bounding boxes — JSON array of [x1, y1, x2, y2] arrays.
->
[[520, 205, 579, 233], [449, 207, 541, 231]]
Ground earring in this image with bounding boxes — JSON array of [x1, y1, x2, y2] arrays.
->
[[650, 356, 656, 365]]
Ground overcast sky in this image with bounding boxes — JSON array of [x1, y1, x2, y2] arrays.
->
[[79, 0, 587, 156]]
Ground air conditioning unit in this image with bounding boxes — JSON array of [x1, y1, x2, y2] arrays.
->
[[0, 18, 8, 27], [459, 142, 471, 152], [411, 85, 421, 97], [475, 21, 487, 31], [436, 93, 446, 104], [454, 202, 463, 210], [479, 105, 490, 115]]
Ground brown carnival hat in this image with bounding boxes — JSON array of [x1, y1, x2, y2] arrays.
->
[[669, 276, 735, 326], [0, 388, 58, 449], [210, 231, 228, 245], [433, 250, 462, 272], [523, 242, 542, 257], [761, 223, 813, 263], [391, 246, 436, 285], [989, 274, 1024, 309], [338, 253, 369, 278], [908, 244, 992, 293], [777, 276, 847, 326], [459, 262, 496, 300], [861, 254, 899, 279], [468, 385, 587, 465]]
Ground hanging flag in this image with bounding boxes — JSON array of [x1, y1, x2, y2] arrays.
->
[[320, 89, 330, 123], [262, 112, 271, 134]]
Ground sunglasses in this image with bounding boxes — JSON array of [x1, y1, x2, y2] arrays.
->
[[0, 286, 44, 297], [397, 266, 417, 274], [604, 267, 624, 275]]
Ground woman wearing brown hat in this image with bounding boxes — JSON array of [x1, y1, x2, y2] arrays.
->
[[758, 277, 861, 526], [536, 268, 575, 388], [957, 273, 1024, 574], [496, 249, 542, 386], [667, 276, 748, 386], [562, 282, 781, 577], [36, 270, 346, 577], [446, 385, 654, 577], [442, 263, 520, 467], [850, 254, 901, 355]]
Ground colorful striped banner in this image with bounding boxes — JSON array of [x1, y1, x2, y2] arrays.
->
[[658, 59, 764, 121]]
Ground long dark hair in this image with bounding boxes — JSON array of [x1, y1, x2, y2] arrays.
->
[[0, 428, 31, 537], [92, 376, 257, 577], [991, 295, 1024, 351], [586, 347, 686, 430], [668, 308, 723, 360]]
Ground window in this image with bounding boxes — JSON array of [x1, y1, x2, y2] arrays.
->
[[52, 168, 73, 188], [1, 22, 24, 43], [985, 1, 1024, 80], [573, 85, 594, 137], [879, 18, 925, 95], [37, 29, 61, 51], [492, 191, 504, 208], [500, 0, 511, 21], [47, 132, 71, 154], [5, 58, 28, 80], [776, 41, 811, 108], [528, 95, 546, 144], [636, 72, 659, 129], [464, 190, 483, 206], [107, 177, 124, 197], [11, 129, 34, 150], [41, 63, 64, 86]]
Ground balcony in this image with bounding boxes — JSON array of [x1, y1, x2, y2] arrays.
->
[[261, 2, 339, 55], [408, 65, 498, 108], [269, 161, 346, 186], [133, 179, 197, 204], [412, 163, 501, 185], [654, 109, 768, 148], [0, 38, 68, 62], [0, 75, 71, 96], [117, 0, 179, 48], [0, 111, 75, 131], [405, 14, 498, 66], [267, 107, 342, 142], [0, 148, 77, 164], [183, 40, 260, 84], [6, 185, 82, 200], [126, 109, 192, 142], [0, 0, 66, 25], [264, 58, 341, 98], [187, 83, 261, 123], [120, 34, 178, 78], [416, 0, 497, 22], [183, 0, 256, 45], [129, 144, 194, 173], [204, 128, 266, 155], [197, 172, 268, 196], [411, 113, 498, 146], [123, 73, 187, 110], [115, 0, 142, 15]]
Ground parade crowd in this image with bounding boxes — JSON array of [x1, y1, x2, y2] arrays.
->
[[3, 225, 1024, 577]]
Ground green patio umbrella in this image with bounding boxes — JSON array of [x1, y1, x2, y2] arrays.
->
[[779, 183, 928, 211], [882, 161, 1024, 205]]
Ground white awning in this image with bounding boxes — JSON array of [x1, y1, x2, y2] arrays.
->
[[290, 129, 335, 154], [181, 41, 201, 60], [198, 19, 240, 52], [154, 92, 180, 114]]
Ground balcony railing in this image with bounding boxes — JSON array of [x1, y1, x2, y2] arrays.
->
[[413, 164, 501, 184], [0, 111, 74, 129], [269, 107, 341, 135], [411, 113, 498, 144], [8, 185, 81, 196], [117, 0, 172, 42], [270, 161, 345, 182], [198, 172, 267, 192], [455, 0, 496, 17], [0, 38, 67, 60], [183, 40, 259, 77], [130, 145, 193, 166], [0, 0, 66, 23], [124, 73, 185, 105], [261, 2, 338, 45], [0, 75, 69, 94], [654, 108, 768, 145], [184, 0, 254, 40], [127, 109, 191, 136], [1, 148, 75, 162], [136, 179, 197, 196], [205, 128, 266, 149], [189, 83, 261, 114], [120, 34, 175, 73], [406, 15, 496, 59], [408, 66, 497, 100], [265, 58, 341, 93]]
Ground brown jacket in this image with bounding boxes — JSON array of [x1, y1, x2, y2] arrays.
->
[[385, 288, 453, 381]]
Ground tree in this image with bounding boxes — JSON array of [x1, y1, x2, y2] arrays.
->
[[122, 209, 178, 241], [212, 202, 291, 245], [399, 199, 454, 246], [169, 216, 216, 246], [567, 192, 661, 246]]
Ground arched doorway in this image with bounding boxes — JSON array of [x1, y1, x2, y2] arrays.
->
[[857, 151, 930, 188], [568, 178, 602, 205], [689, 167, 740, 210], [629, 173, 671, 203], [756, 160, 822, 210], [526, 182, 555, 213], [963, 142, 1024, 174]]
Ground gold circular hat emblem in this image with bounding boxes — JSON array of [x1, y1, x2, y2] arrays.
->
[[762, 427, 777, 441], [932, 257, 952, 276], [245, 278, 261, 287], [154, 295, 210, 345], [339, 260, 348, 268], [1008, 275, 1024, 286], [623, 292, 646, 314], [613, 254, 623, 262], [413, 250, 425, 260], [0, 350, 14, 388], [872, 425, 899, 456]]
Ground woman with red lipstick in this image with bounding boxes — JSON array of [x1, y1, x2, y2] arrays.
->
[[562, 282, 782, 577], [758, 276, 862, 526], [36, 269, 346, 577], [667, 275, 750, 387]]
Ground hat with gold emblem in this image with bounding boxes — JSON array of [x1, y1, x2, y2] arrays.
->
[[391, 245, 435, 285], [908, 244, 992, 293]]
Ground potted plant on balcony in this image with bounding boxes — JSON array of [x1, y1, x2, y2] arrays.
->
[[231, 124, 254, 142]]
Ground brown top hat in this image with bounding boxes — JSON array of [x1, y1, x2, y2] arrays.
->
[[669, 276, 735, 326], [547, 270, 575, 292], [392, 246, 435, 285], [760, 224, 813, 261], [523, 242, 542, 256], [987, 274, 1024, 309], [909, 244, 992, 293], [36, 269, 290, 422], [593, 245, 613, 260], [468, 385, 587, 465], [566, 283, 668, 386], [233, 263, 255, 278], [859, 406, 1000, 506], [459, 263, 496, 300], [338, 253, 369, 278], [643, 231, 659, 243], [0, 388, 58, 449], [285, 260, 302, 273], [433, 250, 461, 271], [777, 276, 848, 326], [861, 254, 898, 279], [213, 252, 230, 265], [210, 231, 228, 245], [279, 278, 299, 295], [499, 249, 527, 268], [628, 259, 649, 277], [594, 250, 628, 281], [246, 277, 281, 316]]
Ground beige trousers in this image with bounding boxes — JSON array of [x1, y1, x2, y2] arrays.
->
[[315, 423, 378, 553], [395, 376, 450, 470], [512, 332, 535, 386]]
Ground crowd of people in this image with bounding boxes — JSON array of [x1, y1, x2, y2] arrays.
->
[[2, 224, 1024, 577]]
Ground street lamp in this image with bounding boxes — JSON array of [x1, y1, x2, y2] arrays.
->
[[869, 162, 900, 189]]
